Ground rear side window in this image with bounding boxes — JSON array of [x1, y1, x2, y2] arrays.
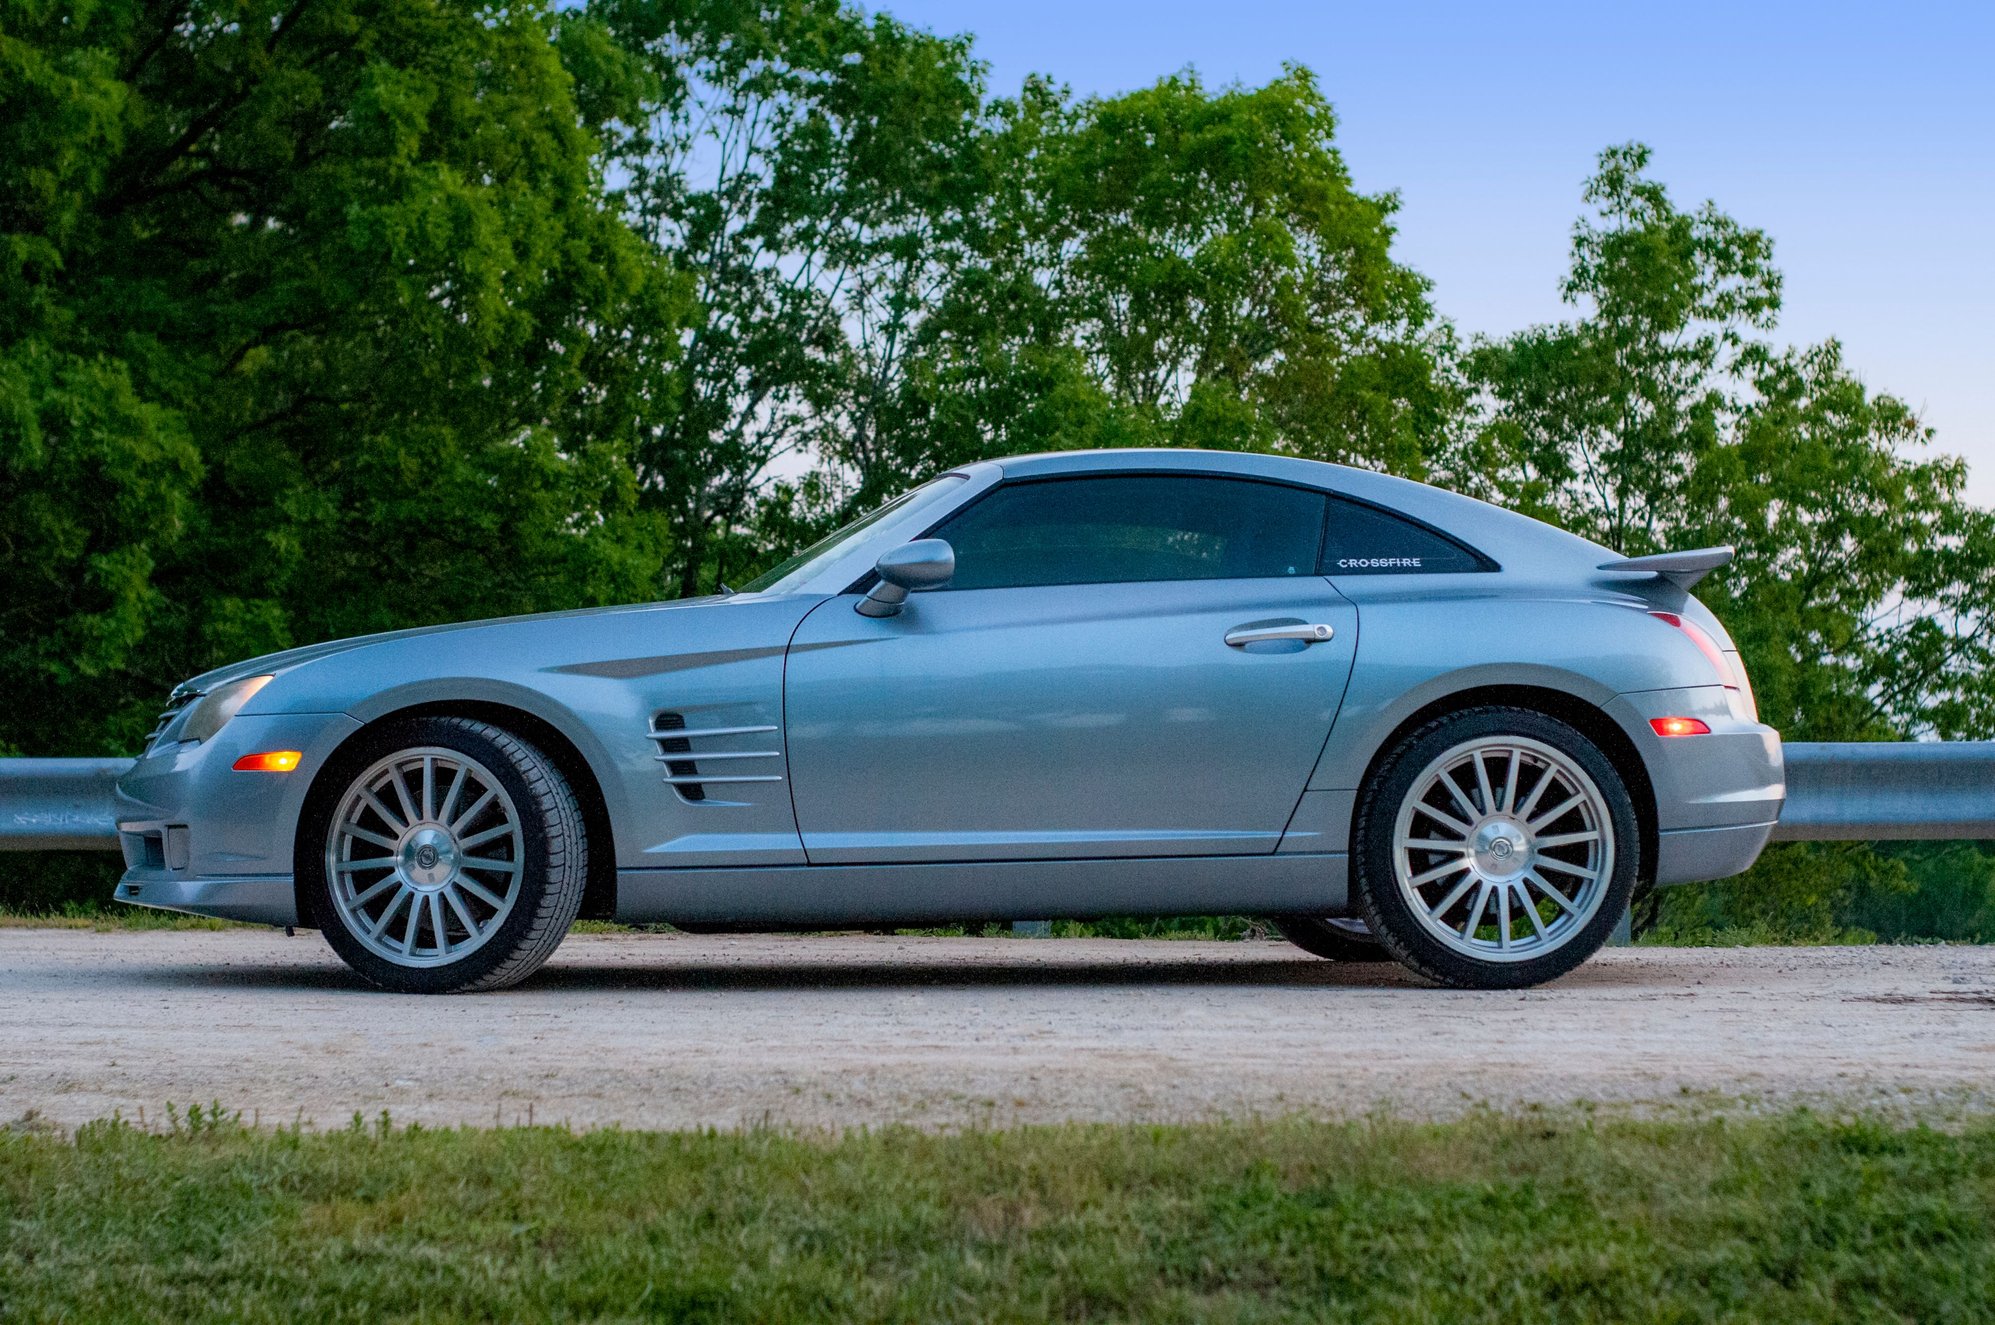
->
[[932, 476, 1329, 590], [1320, 496, 1491, 575]]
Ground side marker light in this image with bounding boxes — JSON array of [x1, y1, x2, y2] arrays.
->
[[233, 750, 303, 772], [1649, 717, 1711, 738]]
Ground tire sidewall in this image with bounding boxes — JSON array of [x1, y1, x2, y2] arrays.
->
[[301, 718, 571, 994], [1354, 708, 1638, 989]]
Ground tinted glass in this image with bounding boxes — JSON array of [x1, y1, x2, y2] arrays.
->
[[1319, 496, 1489, 575], [933, 476, 1328, 590]]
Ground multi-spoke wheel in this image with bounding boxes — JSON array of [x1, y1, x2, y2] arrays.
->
[[303, 717, 587, 993], [327, 747, 525, 968], [1353, 707, 1637, 989]]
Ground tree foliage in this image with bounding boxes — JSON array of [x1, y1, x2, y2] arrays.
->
[[591, 0, 987, 593], [1, 0, 678, 755], [883, 68, 1454, 502], [1470, 144, 1995, 744]]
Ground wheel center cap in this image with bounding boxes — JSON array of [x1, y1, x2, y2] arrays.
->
[[399, 825, 459, 889], [1472, 818, 1531, 879]]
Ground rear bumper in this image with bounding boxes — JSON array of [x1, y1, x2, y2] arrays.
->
[[1608, 686, 1784, 884], [1654, 819, 1778, 885]]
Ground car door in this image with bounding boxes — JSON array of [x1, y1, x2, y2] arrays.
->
[[782, 474, 1359, 864]]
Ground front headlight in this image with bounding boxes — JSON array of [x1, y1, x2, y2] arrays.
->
[[179, 674, 274, 743]]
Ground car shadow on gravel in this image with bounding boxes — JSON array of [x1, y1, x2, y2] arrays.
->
[[522, 956, 1431, 993], [112, 951, 1646, 995]]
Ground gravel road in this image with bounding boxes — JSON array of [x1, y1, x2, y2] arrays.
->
[[4, 928, 1992, 1131]]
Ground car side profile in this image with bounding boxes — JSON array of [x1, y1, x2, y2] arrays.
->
[[113, 449, 1784, 991]]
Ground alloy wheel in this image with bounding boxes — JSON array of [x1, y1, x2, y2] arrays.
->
[[1391, 735, 1613, 962], [324, 747, 525, 969]]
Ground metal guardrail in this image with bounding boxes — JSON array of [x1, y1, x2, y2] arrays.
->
[[0, 744, 1990, 854], [0, 758, 132, 850], [1770, 742, 1995, 841]]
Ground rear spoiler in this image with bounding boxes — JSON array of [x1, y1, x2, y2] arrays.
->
[[1597, 545, 1734, 590]]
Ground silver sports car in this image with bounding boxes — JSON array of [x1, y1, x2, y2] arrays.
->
[[113, 449, 1783, 992]]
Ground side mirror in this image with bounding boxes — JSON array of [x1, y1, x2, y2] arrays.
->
[[856, 539, 955, 618]]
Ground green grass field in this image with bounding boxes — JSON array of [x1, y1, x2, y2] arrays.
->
[[3, 1111, 1992, 1322]]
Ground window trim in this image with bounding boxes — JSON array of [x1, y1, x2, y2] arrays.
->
[[1317, 492, 1500, 577]]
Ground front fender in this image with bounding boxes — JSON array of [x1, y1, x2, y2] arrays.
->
[[337, 676, 636, 852]]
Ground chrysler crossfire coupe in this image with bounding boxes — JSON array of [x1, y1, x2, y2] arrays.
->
[[114, 449, 1784, 992]]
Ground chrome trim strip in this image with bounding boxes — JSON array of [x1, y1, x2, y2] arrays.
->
[[652, 751, 780, 763], [658, 773, 784, 785]]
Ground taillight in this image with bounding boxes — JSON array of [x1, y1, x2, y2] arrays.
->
[[1650, 611, 1758, 721], [1650, 717, 1711, 737], [1651, 611, 1741, 691]]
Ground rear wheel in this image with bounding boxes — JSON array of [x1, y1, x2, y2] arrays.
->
[[1353, 707, 1636, 989], [1271, 916, 1387, 962], [303, 717, 587, 993]]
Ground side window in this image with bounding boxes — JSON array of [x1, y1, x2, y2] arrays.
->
[[932, 476, 1329, 591], [1320, 496, 1491, 575]]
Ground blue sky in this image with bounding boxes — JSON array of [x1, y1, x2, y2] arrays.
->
[[882, 0, 1995, 502]]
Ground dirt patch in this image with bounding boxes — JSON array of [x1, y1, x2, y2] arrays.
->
[[4, 929, 1993, 1130]]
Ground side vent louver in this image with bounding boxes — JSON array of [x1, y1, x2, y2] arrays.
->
[[647, 712, 783, 804], [650, 712, 703, 802]]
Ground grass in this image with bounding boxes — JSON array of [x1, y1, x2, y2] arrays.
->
[[3, 1111, 1993, 1322], [0, 900, 240, 930]]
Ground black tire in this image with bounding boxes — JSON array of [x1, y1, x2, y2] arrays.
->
[[1271, 916, 1388, 962], [1353, 706, 1638, 990], [301, 717, 588, 994]]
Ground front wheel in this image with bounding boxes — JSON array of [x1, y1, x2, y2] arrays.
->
[[1353, 707, 1637, 990], [302, 717, 588, 993]]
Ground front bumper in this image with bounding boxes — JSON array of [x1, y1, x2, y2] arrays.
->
[[115, 870, 299, 926], [114, 710, 358, 925]]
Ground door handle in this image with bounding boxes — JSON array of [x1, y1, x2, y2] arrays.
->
[[1224, 623, 1335, 647]]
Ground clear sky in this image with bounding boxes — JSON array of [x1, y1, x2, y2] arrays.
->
[[880, 0, 1995, 503]]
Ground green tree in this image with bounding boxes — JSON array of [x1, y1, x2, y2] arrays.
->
[[0, 2, 202, 757], [0, 0, 679, 759], [880, 67, 1455, 497], [1470, 144, 1995, 940], [592, 0, 987, 593]]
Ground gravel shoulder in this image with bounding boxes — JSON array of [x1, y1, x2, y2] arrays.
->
[[4, 928, 1992, 1131]]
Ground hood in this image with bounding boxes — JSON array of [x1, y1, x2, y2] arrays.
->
[[179, 597, 724, 694]]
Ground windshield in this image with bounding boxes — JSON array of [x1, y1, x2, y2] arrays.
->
[[740, 475, 969, 595]]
